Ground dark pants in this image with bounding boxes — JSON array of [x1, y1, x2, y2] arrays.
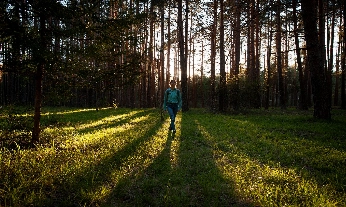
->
[[167, 103, 178, 130]]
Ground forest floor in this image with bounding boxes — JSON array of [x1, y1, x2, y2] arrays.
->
[[0, 107, 346, 206]]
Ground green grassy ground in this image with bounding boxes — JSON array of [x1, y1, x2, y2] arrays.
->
[[0, 107, 345, 206]]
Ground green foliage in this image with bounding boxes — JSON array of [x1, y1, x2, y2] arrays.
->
[[0, 107, 345, 206], [1, 0, 146, 107]]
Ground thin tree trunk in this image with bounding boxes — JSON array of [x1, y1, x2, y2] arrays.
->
[[160, 2, 165, 117], [342, 3, 346, 109], [178, 0, 188, 111], [293, 0, 308, 110], [32, 13, 47, 144], [255, 0, 261, 108], [210, 0, 217, 111], [276, 0, 286, 109], [265, 7, 273, 110], [193, 38, 197, 108], [182, 0, 189, 111], [334, 41, 340, 106], [179, 0, 187, 111], [233, 0, 241, 111], [201, 41, 204, 108], [148, 1, 154, 107], [327, 1, 335, 107], [166, 2, 171, 89], [219, 0, 226, 112]]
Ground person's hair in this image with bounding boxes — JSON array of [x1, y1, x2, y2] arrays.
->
[[170, 80, 176, 84]]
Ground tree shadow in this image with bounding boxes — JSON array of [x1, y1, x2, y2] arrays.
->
[[192, 110, 346, 204], [231, 114, 346, 192], [102, 111, 253, 206], [36, 109, 164, 206]]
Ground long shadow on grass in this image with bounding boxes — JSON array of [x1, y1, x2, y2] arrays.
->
[[70, 109, 152, 135], [41, 107, 118, 125], [195, 110, 346, 203], [103, 111, 251, 206], [231, 114, 346, 194], [39, 109, 164, 206], [41, 108, 149, 130]]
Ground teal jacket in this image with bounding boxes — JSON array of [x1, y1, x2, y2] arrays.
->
[[163, 88, 182, 110]]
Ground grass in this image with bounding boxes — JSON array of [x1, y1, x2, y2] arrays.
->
[[0, 107, 345, 206]]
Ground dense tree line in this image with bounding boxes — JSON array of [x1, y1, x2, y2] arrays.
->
[[0, 0, 345, 142]]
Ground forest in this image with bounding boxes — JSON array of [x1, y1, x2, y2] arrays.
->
[[1, 1, 345, 109], [1, 1, 346, 206], [1, 0, 345, 112], [1, 0, 345, 144]]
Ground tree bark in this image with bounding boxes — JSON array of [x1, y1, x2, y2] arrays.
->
[[293, 0, 308, 110], [166, 2, 171, 89], [341, 3, 346, 109], [219, 0, 226, 112], [148, 1, 154, 107], [327, 1, 335, 107], [276, 0, 286, 109], [233, 0, 241, 111], [210, 0, 217, 111], [178, 0, 188, 111], [32, 12, 47, 144], [301, 0, 331, 119], [265, 5, 273, 110]]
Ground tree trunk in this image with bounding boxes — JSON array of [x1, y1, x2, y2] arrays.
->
[[178, 0, 188, 111], [276, 0, 286, 109], [301, 0, 331, 119], [201, 41, 205, 108], [219, 0, 226, 112], [341, 3, 346, 109], [32, 12, 47, 144], [265, 6, 273, 110], [233, 0, 241, 111], [293, 0, 308, 110], [160, 3, 165, 109], [255, 0, 261, 108], [182, 0, 189, 111], [210, 0, 217, 111], [166, 2, 171, 89], [148, 1, 154, 107], [327, 1, 335, 107], [334, 41, 340, 106]]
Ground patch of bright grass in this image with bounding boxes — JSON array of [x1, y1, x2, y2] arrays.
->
[[0, 107, 345, 206]]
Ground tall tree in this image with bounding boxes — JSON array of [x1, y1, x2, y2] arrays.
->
[[210, 0, 217, 111], [219, 0, 226, 112], [276, 0, 286, 109], [265, 2, 273, 110], [178, 0, 188, 111], [301, 0, 331, 119], [148, 0, 155, 107], [327, 1, 336, 107], [182, 0, 189, 111], [32, 3, 48, 144], [233, 0, 242, 111], [293, 0, 308, 110], [341, 2, 346, 109], [166, 1, 172, 89]]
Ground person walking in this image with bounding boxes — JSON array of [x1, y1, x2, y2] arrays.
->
[[163, 79, 182, 133]]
